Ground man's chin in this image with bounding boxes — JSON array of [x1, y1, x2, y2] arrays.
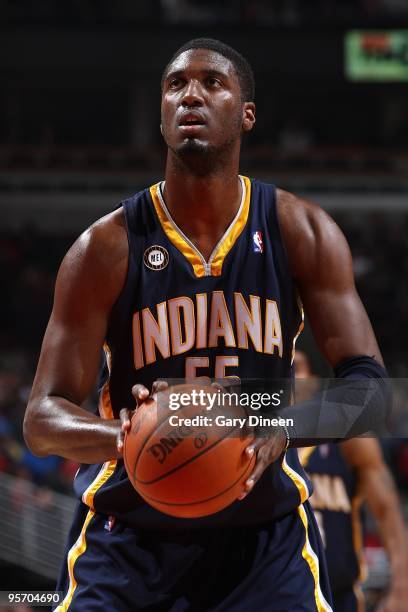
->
[[177, 138, 211, 156], [167, 134, 238, 176]]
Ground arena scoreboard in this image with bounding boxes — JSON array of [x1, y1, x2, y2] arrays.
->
[[345, 30, 408, 81]]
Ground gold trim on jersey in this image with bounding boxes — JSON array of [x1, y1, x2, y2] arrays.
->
[[351, 493, 367, 583], [353, 582, 366, 612], [282, 452, 310, 504], [298, 446, 317, 468], [81, 458, 117, 509], [150, 181, 205, 277], [98, 380, 113, 420], [300, 444, 367, 600], [210, 175, 251, 276], [297, 504, 333, 612], [55, 509, 96, 612], [291, 293, 305, 365], [82, 343, 117, 508], [149, 176, 251, 278]]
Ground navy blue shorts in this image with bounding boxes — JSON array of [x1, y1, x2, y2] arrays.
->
[[333, 585, 365, 612], [55, 500, 333, 611]]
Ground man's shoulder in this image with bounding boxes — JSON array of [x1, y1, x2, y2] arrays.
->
[[276, 188, 329, 230], [80, 207, 128, 264], [274, 188, 349, 281], [276, 188, 341, 246], [59, 207, 128, 292]]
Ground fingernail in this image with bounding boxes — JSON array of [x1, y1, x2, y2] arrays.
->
[[246, 479, 254, 490], [247, 447, 254, 456], [238, 493, 246, 500]]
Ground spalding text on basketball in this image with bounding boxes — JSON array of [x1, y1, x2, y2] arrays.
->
[[146, 420, 208, 464]]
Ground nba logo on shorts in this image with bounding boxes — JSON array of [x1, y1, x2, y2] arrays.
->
[[253, 231, 263, 253]]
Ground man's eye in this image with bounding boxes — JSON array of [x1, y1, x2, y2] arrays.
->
[[169, 78, 183, 89], [207, 77, 221, 87]]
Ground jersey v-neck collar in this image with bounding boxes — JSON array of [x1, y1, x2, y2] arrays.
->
[[149, 175, 251, 278]]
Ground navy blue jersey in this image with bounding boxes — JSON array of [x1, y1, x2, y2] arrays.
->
[[74, 176, 312, 529], [299, 444, 366, 593]]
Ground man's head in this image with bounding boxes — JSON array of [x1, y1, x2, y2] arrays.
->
[[161, 38, 256, 175]]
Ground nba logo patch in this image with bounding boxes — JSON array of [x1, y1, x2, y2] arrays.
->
[[253, 231, 264, 253]]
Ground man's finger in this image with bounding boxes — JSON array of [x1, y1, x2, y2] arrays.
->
[[245, 457, 268, 489], [237, 458, 267, 500], [117, 432, 125, 454], [132, 384, 149, 406], [119, 407, 132, 429], [238, 437, 285, 500], [211, 381, 224, 392], [244, 436, 266, 457], [151, 380, 169, 395]]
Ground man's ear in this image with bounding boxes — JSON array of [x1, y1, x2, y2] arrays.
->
[[160, 123, 163, 135], [242, 103, 256, 133]]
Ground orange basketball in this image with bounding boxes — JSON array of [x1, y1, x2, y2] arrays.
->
[[123, 383, 255, 518]]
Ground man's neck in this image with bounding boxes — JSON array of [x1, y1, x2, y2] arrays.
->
[[162, 153, 242, 257]]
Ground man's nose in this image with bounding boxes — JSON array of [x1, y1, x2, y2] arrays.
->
[[181, 80, 204, 107]]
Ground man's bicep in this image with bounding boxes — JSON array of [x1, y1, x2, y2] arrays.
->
[[32, 308, 107, 406], [300, 282, 382, 367], [30, 232, 118, 406], [294, 207, 382, 367]]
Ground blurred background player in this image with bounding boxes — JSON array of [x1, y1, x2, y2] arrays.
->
[[295, 350, 408, 612]]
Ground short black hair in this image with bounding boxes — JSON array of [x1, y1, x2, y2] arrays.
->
[[162, 38, 255, 102]]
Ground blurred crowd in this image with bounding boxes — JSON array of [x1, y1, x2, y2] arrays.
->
[[0, 209, 408, 495], [0, 230, 79, 494], [2, 94, 408, 177], [336, 211, 408, 376], [1, 0, 407, 25]]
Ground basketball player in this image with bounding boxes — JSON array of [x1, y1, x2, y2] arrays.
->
[[296, 351, 408, 612], [23, 39, 389, 611]]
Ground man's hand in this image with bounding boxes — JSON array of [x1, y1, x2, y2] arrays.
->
[[116, 380, 169, 455], [238, 426, 287, 500]]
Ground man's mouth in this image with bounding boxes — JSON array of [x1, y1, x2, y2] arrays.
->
[[179, 111, 206, 124], [178, 112, 206, 132]]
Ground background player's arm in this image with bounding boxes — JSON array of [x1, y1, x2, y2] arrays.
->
[[23, 209, 130, 463], [277, 189, 383, 366], [342, 439, 408, 607]]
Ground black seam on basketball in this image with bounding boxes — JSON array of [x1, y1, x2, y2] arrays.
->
[[131, 405, 173, 469], [139, 455, 255, 507], [127, 387, 217, 482], [125, 399, 182, 484], [133, 422, 243, 485]]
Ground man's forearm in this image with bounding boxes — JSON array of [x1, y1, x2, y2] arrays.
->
[[375, 501, 408, 593], [281, 356, 390, 446], [23, 396, 121, 463]]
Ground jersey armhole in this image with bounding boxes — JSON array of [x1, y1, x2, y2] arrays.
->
[[270, 186, 295, 286], [106, 196, 140, 332]]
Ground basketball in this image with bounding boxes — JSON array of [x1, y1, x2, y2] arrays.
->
[[123, 383, 255, 518]]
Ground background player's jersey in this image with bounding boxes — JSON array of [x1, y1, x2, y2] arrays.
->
[[74, 176, 312, 529], [299, 444, 366, 592]]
